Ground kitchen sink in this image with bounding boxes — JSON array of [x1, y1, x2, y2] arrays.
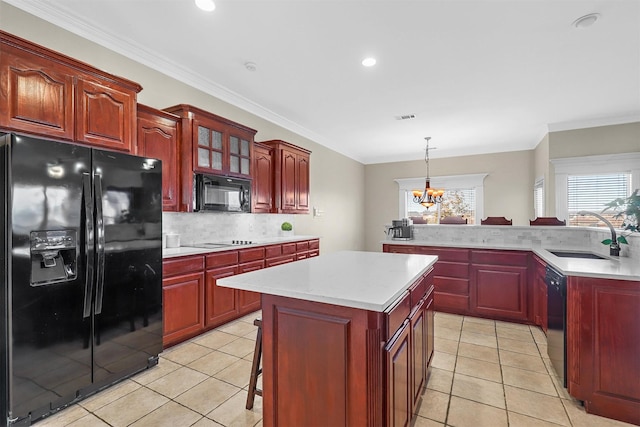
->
[[549, 250, 607, 260]]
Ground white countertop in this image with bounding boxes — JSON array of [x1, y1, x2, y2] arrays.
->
[[218, 250, 438, 311], [532, 247, 640, 281], [163, 235, 319, 258], [382, 240, 640, 281]]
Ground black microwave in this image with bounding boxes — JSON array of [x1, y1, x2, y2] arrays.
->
[[194, 174, 252, 213]]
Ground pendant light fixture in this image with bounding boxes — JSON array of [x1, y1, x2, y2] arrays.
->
[[412, 137, 444, 209]]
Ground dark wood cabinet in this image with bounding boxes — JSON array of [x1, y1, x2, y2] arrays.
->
[[567, 276, 640, 426], [237, 259, 264, 313], [162, 256, 205, 347], [383, 245, 470, 315], [261, 140, 311, 214], [253, 142, 273, 213], [136, 104, 180, 212], [261, 266, 434, 427], [470, 250, 529, 321], [205, 265, 239, 327], [0, 30, 141, 151], [385, 322, 411, 427], [532, 255, 548, 331], [163, 104, 257, 212]]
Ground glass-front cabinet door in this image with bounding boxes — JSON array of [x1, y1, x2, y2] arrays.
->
[[194, 119, 224, 173], [229, 134, 251, 175]]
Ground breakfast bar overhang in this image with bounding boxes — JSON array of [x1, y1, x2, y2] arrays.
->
[[219, 250, 438, 426]]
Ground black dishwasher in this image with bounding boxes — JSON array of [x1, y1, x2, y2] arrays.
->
[[546, 265, 567, 386]]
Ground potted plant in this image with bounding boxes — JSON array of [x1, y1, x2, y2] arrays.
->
[[281, 221, 293, 236], [602, 188, 640, 245]]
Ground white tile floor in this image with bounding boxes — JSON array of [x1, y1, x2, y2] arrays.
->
[[35, 312, 636, 426]]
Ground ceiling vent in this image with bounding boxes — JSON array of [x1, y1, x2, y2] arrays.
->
[[395, 114, 416, 121]]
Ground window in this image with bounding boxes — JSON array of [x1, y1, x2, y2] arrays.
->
[[405, 188, 476, 224], [395, 174, 486, 224], [534, 178, 544, 218], [552, 152, 640, 229], [567, 173, 630, 227]]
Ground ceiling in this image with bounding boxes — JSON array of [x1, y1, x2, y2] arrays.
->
[[6, 0, 640, 164]]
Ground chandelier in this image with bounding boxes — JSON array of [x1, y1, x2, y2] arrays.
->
[[412, 137, 444, 209]]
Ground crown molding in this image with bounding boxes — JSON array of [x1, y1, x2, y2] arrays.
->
[[547, 114, 640, 133]]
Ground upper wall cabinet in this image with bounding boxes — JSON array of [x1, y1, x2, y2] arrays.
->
[[163, 104, 257, 212], [253, 142, 274, 213], [0, 30, 141, 152], [261, 140, 311, 214], [136, 104, 181, 212]]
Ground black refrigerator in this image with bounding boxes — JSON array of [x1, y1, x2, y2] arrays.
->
[[0, 133, 163, 426]]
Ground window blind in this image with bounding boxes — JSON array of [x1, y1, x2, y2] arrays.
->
[[567, 173, 630, 212]]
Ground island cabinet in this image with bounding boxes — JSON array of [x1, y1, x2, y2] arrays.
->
[[162, 255, 205, 347], [136, 104, 180, 212], [252, 142, 273, 213], [252, 260, 435, 427], [383, 244, 470, 315], [163, 104, 257, 212], [261, 140, 311, 214], [0, 30, 141, 151], [531, 254, 548, 331], [470, 249, 529, 322], [566, 276, 640, 426]]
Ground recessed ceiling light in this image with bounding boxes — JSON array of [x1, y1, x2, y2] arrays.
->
[[362, 57, 377, 67], [572, 13, 600, 29], [195, 0, 216, 12]]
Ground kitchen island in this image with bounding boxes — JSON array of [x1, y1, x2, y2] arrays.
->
[[218, 250, 437, 427]]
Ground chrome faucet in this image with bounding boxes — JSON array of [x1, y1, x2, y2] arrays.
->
[[577, 211, 620, 256]]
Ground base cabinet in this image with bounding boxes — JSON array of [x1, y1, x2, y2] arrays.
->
[[567, 276, 640, 425], [162, 256, 205, 347], [532, 255, 548, 331], [261, 267, 434, 427], [162, 238, 319, 347], [386, 322, 411, 427]]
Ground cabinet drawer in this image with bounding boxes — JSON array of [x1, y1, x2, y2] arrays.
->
[[163, 255, 204, 277], [296, 241, 309, 252], [471, 250, 528, 266], [434, 261, 469, 279], [265, 244, 282, 258], [419, 247, 470, 262], [435, 277, 469, 295], [282, 243, 297, 255], [308, 249, 319, 258], [206, 251, 239, 269], [410, 276, 427, 309], [385, 291, 410, 338], [239, 247, 265, 263], [266, 255, 295, 267], [308, 239, 320, 250]]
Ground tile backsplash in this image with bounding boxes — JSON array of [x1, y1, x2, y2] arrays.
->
[[408, 225, 639, 260], [163, 212, 295, 246]]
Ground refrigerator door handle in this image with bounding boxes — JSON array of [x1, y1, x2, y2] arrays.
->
[[82, 172, 94, 319], [94, 173, 106, 315]]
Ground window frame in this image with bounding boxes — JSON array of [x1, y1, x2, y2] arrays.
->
[[534, 177, 544, 218], [551, 152, 640, 223], [395, 173, 487, 223]]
